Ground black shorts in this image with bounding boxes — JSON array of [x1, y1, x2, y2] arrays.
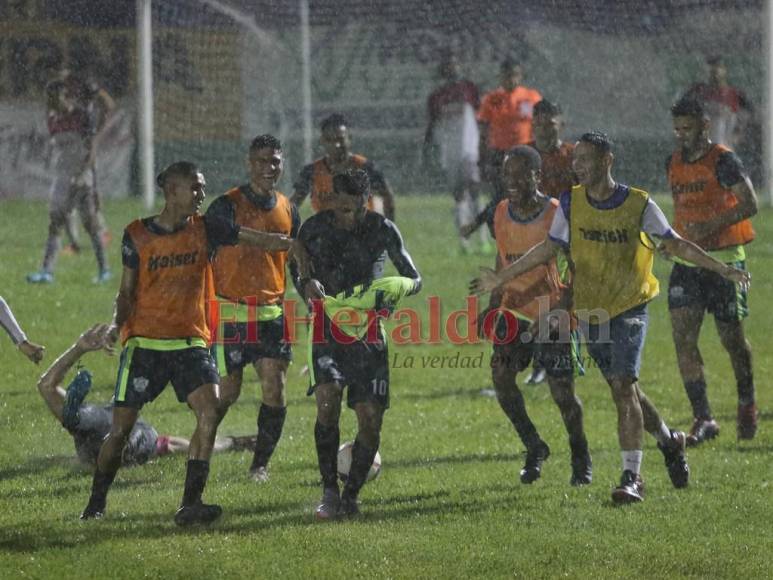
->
[[114, 344, 220, 409], [668, 261, 748, 322], [491, 315, 576, 378], [211, 317, 292, 376], [309, 318, 390, 409]]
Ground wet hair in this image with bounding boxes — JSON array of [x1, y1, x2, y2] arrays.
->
[[578, 131, 613, 155], [332, 169, 370, 198], [320, 113, 348, 133], [500, 57, 521, 71], [250, 134, 282, 152], [505, 145, 542, 171], [156, 161, 200, 189], [671, 96, 706, 120], [533, 99, 562, 118]]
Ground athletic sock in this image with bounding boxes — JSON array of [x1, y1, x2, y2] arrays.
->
[[314, 421, 340, 489], [181, 459, 210, 507], [42, 234, 60, 272], [684, 379, 712, 419], [87, 468, 117, 509], [343, 436, 379, 498], [496, 388, 541, 448], [87, 227, 108, 274], [250, 404, 287, 470], [737, 376, 755, 406], [621, 450, 643, 475]]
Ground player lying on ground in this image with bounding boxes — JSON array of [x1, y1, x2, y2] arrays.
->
[[484, 146, 591, 486], [297, 169, 421, 520], [1, 296, 45, 364], [36, 324, 257, 468], [472, 132, 748, 504], [80, 161, 295, 526]]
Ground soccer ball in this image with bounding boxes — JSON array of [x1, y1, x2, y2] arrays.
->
[[337, 441, 382, 483]]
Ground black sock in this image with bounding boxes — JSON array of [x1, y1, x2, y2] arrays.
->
[[314, 421, 340, 489], [685, 379, 712, 419], [737, 376, 755, 406], [181, 459, 210, 507], [569, 434, 589, 459], [496, 389, 541, 448], [251, 404, 287, 470], [88, 468, 117, 509], [343, 436, 379, 498]]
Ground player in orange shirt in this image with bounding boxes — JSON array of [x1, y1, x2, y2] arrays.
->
[[291, 114, 395, 220], [80, 161, 294, 526], [667, 97, 758, 444], [207, 135, 300, 482], [483, 146, 591, 486], [477, 59, 542, 200], [529, 100, 576, 199]]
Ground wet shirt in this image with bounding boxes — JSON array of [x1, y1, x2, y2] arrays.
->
[[297, 211, 420, 296], [71, 404, 158, 467]]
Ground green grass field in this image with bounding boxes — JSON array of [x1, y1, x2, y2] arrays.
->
[[1, 195, 771, 579]]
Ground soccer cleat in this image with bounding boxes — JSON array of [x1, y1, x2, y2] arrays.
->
[[686, 417, 720, 447], [80, 499, 105, 521], [249, 466, 270, 483], [93, 270, 113, 284], [737, 403, 758, 440], [337, 492, 360, 518], [520, 440, 550, 484], [62, 369, 93, 430], [314, 486, 340, 521], [611, 470, 645, 504], [174, 502, 223, 527], [227, 435, 257, 452], [657, 430, 689, 489], [26, 271, 53, 284], [526, 367, 547, 385], [570, 450, 593, 486]]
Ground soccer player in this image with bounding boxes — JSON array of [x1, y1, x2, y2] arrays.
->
[[80, 161, 294, 525], [37, 324, 254, 468], [297, 169, 421, 519], [667, 97, 758, 444], [528, 100, 576, 199], [477, 59, 542, 202], [423, 52, 484, 253], [207, 134, 300, 482], [472, 132, 749, 504], [27, 70, 112, 285], [291, 113, 396, 220], [1, 296, 45, 364], [486, 146, 591, 485]]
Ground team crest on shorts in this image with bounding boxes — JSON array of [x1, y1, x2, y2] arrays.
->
[[229, 351, 243, 363], [133, 377, 149, 393], [669, 286, 684, 298]]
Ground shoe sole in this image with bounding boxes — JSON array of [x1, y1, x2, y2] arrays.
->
[[314, 509, 338, 521], [686, 427, 719, 447]]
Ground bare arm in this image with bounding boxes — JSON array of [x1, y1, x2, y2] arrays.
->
[[659, 236, 750, 287], [0, 296, 45, 363], [237, 227, 294, 251], [107, 266, 138, 346], [37, 324, 110, 423], [470, 238, 559, 295], [373, 179, 396, 222]]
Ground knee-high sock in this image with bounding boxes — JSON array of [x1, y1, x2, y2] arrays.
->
[[343, 436, 380, 498], [181, 459, 210, 506], [497, 390, 540, 449], [314, 421, 340, 489], [251, 404, 287, 469]]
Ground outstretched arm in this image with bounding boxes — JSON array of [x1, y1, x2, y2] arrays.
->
[[0, 296, 45, 364], [659, 237, 750, 288], [37, 324, 111, 423], [384, 221, 422, 294], [470, 238, 559, 295]]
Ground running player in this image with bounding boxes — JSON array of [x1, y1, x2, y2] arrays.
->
[[297, 169, 421, 519], [291, 114, 396, 220], [207, 134, 300, 482], [667, 97, 758, 443], [1, 296, 45, 364], [80, 161, 294, 526], [528, 100, 576, 199], [36, 324, 255, 468], [472, 132, 748, 504], [423, 52, 484, 253], [486, 146, 591, 485], [27, 71, 111, 284]]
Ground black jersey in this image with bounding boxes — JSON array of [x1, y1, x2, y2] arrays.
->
[[297, 210, 420, 296]]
